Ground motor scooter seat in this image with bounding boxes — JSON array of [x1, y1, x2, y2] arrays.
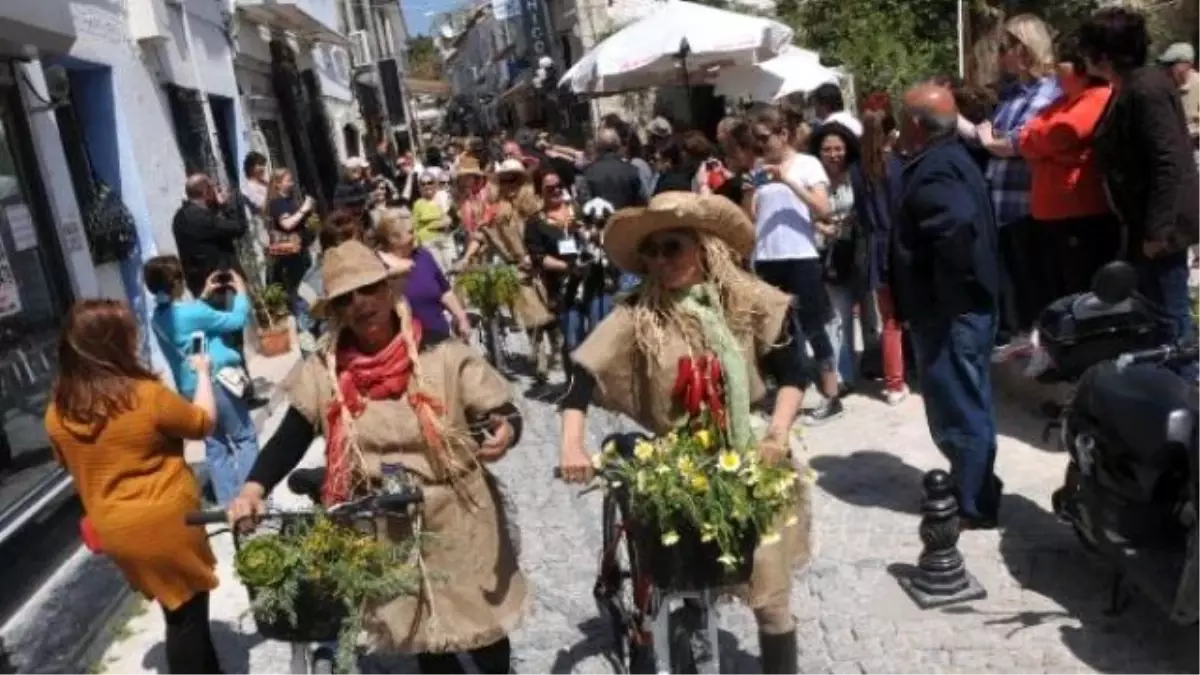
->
[[1076, 361, 1198, 469]]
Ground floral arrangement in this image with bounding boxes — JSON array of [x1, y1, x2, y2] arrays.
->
[[234, 515, 422, 672], [592, 418, 799, 572], [250, 283, 292, 329], [454, 264, 520, 316]]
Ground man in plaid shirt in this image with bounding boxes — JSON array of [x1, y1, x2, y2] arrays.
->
[[976, 73, 1062, 351]]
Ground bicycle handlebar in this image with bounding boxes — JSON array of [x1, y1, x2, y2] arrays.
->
[[184, 489, 425, 528], [1116, 342, 1200, 370]]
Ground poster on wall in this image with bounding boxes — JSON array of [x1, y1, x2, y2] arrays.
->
[[0, 235, 22, 319], [4, 204, 39, 252]]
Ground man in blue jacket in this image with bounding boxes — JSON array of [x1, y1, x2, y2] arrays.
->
[[890, 83, 1003, 529]]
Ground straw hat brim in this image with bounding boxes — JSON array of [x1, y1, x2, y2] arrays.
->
[[310, 254, 413, 319], [603, 192, 756, 274]]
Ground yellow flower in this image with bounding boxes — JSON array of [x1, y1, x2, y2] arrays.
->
[[743, 464, 761, 486], [718, 451, 742, 473], [665, 431, 679, 445], [677, 456, 696, 474], [717, 553, 738, 568], [690, 474, 710, 493], [591, 453, 607, 470], [694, 429, 713, 450], [661, 531, 681, 546], [760, 530, 783, 546], [700, 522, 717, 543], [633, 440, 655, 462], [602, 440, 617, 455], [774, 477, 793, 496]]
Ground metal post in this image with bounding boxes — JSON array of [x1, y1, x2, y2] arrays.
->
[[957, 0, 966, 79], [897, 469, 987, 609]]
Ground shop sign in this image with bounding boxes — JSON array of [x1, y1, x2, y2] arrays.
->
[[519, 0, 553, 67]]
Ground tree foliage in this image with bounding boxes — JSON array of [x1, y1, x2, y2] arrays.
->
[[790, 0, 958, 99], [406, 34, 442, 80]]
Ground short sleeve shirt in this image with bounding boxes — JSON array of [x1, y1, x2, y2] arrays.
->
[[752, 153, 830, 262]]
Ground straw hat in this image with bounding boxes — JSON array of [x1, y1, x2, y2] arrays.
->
[[311, 240, 412, 318], [455, 156, 485, 178], [604, 192, 756, 274], [495, 158, 528, 176]]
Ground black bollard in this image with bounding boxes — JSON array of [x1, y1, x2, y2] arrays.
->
[[897, 469, 987, 609]]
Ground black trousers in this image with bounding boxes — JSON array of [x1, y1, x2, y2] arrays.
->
[[998, 217, 1040, 337], [416, 636, 512, 674], [1027, 214, 1122, 317], [162, 591, 222, 674], [754, 258, 836, 370]]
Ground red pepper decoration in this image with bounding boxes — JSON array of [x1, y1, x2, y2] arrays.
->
[[672, 354, 728, 431]]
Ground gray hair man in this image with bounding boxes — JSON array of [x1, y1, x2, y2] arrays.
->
[[891, 83, 1005, 529]]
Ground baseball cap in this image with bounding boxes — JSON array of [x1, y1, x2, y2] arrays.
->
[[1158, 42, 1195, 65]]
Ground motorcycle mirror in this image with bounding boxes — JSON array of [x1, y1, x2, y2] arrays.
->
[[1091, 260, 1137, 305]]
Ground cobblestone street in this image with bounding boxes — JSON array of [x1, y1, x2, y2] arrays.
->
[[98, 335, 1198, 674]]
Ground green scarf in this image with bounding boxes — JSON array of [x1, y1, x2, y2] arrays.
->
[[677, 284, 752, 449]]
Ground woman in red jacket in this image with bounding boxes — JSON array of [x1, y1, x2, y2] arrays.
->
[[1018, 30, 1118, 312]]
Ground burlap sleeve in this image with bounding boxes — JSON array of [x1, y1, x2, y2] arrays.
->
[[453, 343, 513, 414], [570, 304, 638, 398], [750, 280, 794, 358], [283, 355, 332, 429]]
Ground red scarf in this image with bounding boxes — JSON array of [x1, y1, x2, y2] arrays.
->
[[323, 321, 422, 505]]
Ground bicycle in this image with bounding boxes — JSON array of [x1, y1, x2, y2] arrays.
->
[[186, 467, 424, 674], [564, 433, 736, 674]]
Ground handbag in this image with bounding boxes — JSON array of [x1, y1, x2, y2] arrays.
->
[[268, 232, 302, 257]]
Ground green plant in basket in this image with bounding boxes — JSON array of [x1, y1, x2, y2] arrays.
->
[[592, 418, 799, 570], [250, 283, 291, 329], [234, 514, 422, 672], [455, 265, 520, 316]]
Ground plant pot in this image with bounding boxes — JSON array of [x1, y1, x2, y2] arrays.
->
[[635, 520, 757, 592], [257, 323, 292, 357]]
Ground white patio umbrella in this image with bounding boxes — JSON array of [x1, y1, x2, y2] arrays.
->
[[713, 45, 841, 103], [559, 0, 793, 95]]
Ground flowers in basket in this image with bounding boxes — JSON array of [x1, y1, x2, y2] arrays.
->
[[592, 418, 800, 571], [234, 515, 422, 672], [454, 265, 521, 317]]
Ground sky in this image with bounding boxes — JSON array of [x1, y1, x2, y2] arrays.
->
[[401, 0, 468, 37]]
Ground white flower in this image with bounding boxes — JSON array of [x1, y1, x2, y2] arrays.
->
[[717, 451, 742, 473], [661, 531, 680, 546], [760, 530, 782, 547], [717, 553, 738, 568]]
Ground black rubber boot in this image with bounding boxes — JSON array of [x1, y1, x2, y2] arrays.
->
[[759, 629, 798, 674]]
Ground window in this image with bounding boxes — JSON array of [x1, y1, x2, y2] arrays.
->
[[0, 71, 72, 521], [258, 119, 289, 172]]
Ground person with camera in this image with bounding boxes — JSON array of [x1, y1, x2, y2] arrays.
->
[[144, 256, 259, 509]]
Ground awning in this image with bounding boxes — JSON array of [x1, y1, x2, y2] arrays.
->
[[236, 0, 347, 47], [0, 0, 76, 57]]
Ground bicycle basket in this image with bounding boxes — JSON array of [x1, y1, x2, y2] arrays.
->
[[634, 520, 757, 591], [233, 514, 350, 643]]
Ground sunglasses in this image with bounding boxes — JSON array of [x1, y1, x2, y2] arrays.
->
[[638, 234, 690, 261], [330, 279, 388, 311]]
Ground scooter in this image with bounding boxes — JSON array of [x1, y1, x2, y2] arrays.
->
[[1036, 261, 1198, 625]]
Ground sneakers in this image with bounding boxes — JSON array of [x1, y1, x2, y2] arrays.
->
[[885, 386, 910, 406], [805, 397, 845, 425], [992, 332, 1034, 364]]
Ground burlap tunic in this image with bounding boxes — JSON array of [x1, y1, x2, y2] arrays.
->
[[286, 338, 529, 653], [571, 280, 813, 611], [478, 202, 556, 330]]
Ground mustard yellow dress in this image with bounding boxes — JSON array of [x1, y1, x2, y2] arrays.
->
[[45, 379, 217, 610]]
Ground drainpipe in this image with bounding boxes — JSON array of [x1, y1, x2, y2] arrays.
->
[[173, 0, 229, 188]]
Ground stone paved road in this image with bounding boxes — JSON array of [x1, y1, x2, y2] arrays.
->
[[98, 334, 1198, 674]]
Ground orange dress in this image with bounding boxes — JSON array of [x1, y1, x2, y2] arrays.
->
[[45, 379, 218, 610]]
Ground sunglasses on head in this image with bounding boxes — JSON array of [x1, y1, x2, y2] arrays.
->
[[330, 279, 388, 311], [638, 233, 691, 261]]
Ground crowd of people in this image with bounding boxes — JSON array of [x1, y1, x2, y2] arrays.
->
[[38, 4, 1198, 674]]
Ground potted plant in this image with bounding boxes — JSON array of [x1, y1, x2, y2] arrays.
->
[[234, 515, 422, 671], [251, 283, 293, 357]]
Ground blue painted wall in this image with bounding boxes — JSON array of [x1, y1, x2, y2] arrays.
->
[[49, 57, 168, 374]]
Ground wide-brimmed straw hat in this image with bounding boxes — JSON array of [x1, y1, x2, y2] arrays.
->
[[604, 192, 756, 274], [495, 158, 528, 176], [454, 156, 485, 178], [311, 240, 412, 318]]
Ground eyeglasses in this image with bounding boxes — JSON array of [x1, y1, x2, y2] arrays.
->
[[638, 235, 689, 261], [330, 280, 388, 311]]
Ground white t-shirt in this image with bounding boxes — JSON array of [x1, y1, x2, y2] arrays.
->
[[752, 153, 830, 262]]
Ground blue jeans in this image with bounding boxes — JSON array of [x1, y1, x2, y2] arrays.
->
[[560, 293, 615, 354], [1137, 251, 1197, 379], [618, 273, 641, 293], [910, 310, 1002, 521], [825, 284, 880, 386], [206, 385, 260, 507]]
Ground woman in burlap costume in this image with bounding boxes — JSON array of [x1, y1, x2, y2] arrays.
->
[[456, 158, 560, 379], [228, 240, 527, 674], [558, 192, 813, 673]]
